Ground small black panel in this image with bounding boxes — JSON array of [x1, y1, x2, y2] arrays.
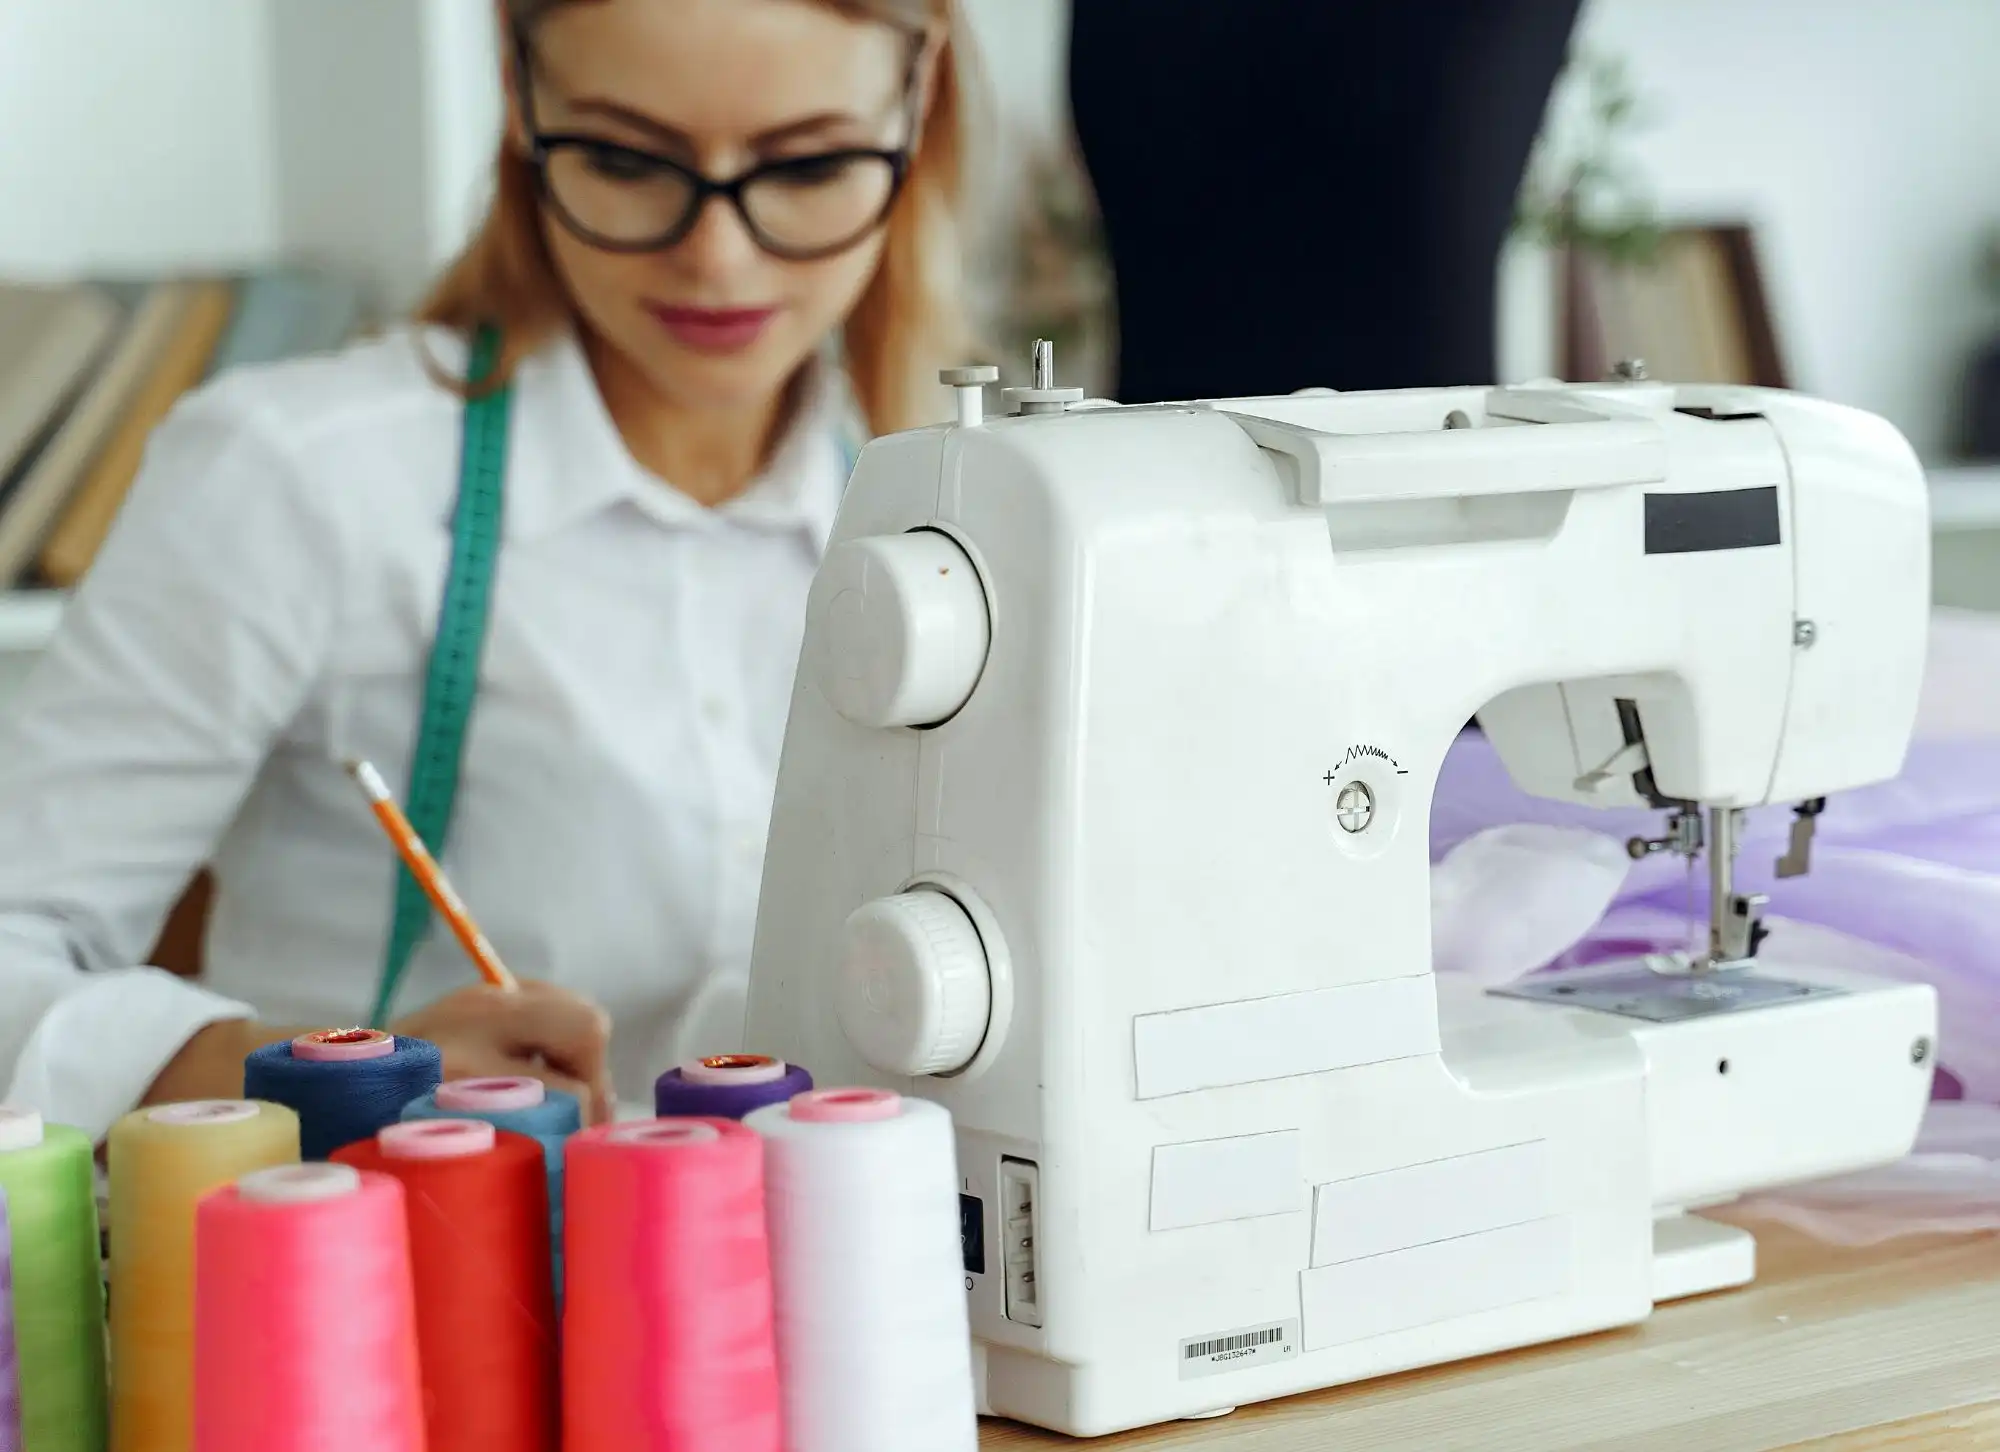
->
[[1674, 405, 1766, 423], [960, 1193, 985, 1274], [1643, 485, 1781, 555]]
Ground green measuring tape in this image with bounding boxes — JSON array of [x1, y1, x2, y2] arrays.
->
[[368, 322, 511, 1028], [364, 325, 862, 1028]]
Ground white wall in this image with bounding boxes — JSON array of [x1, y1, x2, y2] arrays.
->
[[0, 0, 279, 278], [0, 0, 488, 315], [423, 0, 506, 276], [1541, 0, 2000, 460]]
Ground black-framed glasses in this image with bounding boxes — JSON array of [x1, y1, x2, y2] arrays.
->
[[512, 26, 921, 262]]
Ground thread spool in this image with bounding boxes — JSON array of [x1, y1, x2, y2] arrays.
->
[[242, 1030, 442, 1159], [107, 1100, 301, 1452], [332, 1121, 557, 1452], [563, 1118, 783, 1451], [747, 1089, 978, 1452], [193, 1162, 424, 1452], [653, 1054, 814, 1121], [0, 1107, 106, 1452], [400, 1077, 578, 1292], [0, 1185, 22, 1452]]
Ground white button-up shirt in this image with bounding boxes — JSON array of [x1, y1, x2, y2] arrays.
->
[[0, 325, 851, 1140]]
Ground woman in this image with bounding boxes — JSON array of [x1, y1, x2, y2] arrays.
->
[[0, 0, 976, 1141]]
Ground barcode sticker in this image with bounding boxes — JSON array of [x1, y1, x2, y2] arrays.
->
[[1177, 1319, 1299, 1380]]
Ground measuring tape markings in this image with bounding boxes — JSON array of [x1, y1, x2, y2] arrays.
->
[[370, 323, 511, 1028]]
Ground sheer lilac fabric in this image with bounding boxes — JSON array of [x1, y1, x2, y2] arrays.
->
[[1427, 610, 2000, 1242]]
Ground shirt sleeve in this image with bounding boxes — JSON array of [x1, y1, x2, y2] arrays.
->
[[0, 379, 347, 1141]]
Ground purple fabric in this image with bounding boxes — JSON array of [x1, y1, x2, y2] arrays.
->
[[1432, 732, 2000, 1104], [0, 1185, 20, 1452], [653, 1061, 815, 1121]]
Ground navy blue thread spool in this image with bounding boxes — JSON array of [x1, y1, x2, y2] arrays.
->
[[400, 1077, 578, 1300], [242, 1029, 444, 1161], [652, 1054, 814, 1121]]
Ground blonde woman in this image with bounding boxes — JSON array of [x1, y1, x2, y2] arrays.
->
[[0, 0, 978, 1140]]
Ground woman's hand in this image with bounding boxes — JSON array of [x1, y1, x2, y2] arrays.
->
[[392, 979, 616, 1125]]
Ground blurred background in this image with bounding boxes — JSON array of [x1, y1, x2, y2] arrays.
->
[[2, 0, 1998, 701]]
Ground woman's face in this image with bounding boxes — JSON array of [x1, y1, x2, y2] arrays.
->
[[514, 0, 917, 414]]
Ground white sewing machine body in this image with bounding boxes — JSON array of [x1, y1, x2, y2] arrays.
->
[[743, 371, 1937, 1438]]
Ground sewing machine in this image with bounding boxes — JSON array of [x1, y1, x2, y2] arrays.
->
[[741, 346, 1939, 1438]]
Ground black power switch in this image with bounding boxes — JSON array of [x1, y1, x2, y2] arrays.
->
[[960, 1193, 985, 1275]]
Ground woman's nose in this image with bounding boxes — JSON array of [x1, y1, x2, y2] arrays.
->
[[674, 192, 763, 280]]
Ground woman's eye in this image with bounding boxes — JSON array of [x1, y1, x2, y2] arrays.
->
[[580, 146, 658, 182], [768, 154, 855, 187]]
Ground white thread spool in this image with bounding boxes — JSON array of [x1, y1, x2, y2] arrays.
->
[[746, 1089, 977, 1452]]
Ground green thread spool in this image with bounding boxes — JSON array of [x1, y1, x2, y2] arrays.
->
[[0, 1108, 108, 1452]]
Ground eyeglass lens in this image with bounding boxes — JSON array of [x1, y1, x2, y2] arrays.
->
[[544, 145, 899, 254]]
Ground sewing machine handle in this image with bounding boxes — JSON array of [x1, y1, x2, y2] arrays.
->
[[1225, 408, 1668, 508]]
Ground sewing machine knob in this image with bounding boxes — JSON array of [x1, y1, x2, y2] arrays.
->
[[835, 889, 993, 1077], [814, 530, 991, 729]]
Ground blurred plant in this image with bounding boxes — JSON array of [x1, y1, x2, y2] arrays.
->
[[1514, 49, 1664, 267], [1982, 224, 2000, 304]]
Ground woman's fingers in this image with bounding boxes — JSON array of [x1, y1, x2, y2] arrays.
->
[[500, 981, 616, 1124], [392, 979, 618, 1125]]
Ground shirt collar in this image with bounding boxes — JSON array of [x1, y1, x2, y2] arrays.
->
[[502, 326, 854, 554]]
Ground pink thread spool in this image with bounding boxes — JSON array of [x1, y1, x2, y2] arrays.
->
[[563, 1118, 782, 1451], [193, 1164, 424, 1452]]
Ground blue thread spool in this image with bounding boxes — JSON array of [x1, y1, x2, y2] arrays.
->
[[401, 1077, 578, 1299], [242, 1030, 443, 1161]]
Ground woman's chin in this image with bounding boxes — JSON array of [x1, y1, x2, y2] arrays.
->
[[643, 344, 813, 417]]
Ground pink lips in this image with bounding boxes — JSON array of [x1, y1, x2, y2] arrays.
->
[[645, 302, 778, 354]]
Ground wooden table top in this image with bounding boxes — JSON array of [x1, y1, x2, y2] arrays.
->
[[981, 1213, 2000, 1451]]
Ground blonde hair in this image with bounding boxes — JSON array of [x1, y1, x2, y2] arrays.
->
[[416, 0, 978, 436]]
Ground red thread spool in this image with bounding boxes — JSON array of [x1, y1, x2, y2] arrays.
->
[[332, 1120, 557, 1452], [192, 1163, 424, 1452], [563, 1118, 783, 1451]]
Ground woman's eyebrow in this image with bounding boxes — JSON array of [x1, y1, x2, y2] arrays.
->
[[565, 99, 866, 146]]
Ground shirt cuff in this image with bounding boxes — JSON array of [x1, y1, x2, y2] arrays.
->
[[5, 967, 255, 1143]]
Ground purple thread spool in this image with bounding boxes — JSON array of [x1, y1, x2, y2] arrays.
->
[[652, 1054, 814, 1121], [0, 1184, 20, 1452]]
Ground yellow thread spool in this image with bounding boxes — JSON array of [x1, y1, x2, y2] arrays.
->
[[107, 1099, 301, 1452]]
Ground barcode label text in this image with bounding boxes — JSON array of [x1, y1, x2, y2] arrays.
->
[[1178, 1319, 1299, 1380], [1184, 1326, 1284, 1359]]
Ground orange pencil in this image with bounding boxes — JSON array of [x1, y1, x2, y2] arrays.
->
[[344, 758, 519, 993]]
